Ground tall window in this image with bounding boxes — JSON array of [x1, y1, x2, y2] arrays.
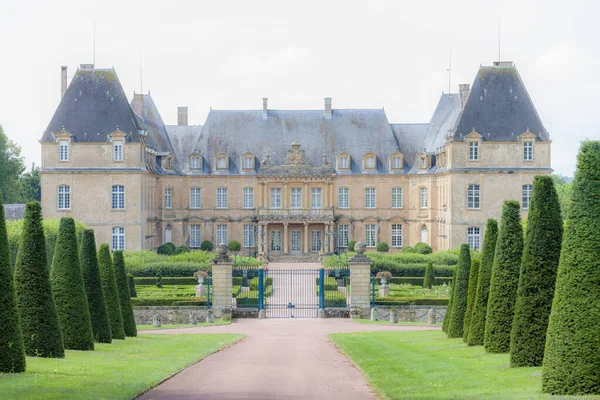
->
[[339, 156, 349, 169], [189, 224, 201, 248], [365, 187, 376, 208], [190, 188, 201, 209], [243, 187, 254, 209], [243, 157, 254, 169], [111, 227, 125, 251], [420, 187, 428, 208], [243, 224, 255, 248], [392, 188, 403, 208], [338, 187, 349, 209], [59, 140, 69, 161], [421, 157, 427, 169], [338, 224, 349, 247], [392, 224, 402, 247], [291, 188, 302, 209], [216, 188, 228, 209], [114, 141, 123, 161], [522, 184, 533, 209], [365, 157, 375, 169], [311, 188, 322, 209], [469, 141, 479, 161], [311, 231, 322, 252], [467, 184, 480, 209], [57, 185, 71, 210], [166, 157, 172, 169], [392, 156, 402, 169], [217, 157, 227, 170], [270, 188, 282, 209], [191, 156, 201, 169], [165, 188, 172, 209], [365, 224, 377, 247], [216, 224, 228, 245], [524, 141, 533, 160], [467, 227, 481, 250], [112, 185, 125, 209]]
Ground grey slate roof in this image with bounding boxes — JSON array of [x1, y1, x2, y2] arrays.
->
[[167, 125, 204, 174], [3, 204, 25, 221]]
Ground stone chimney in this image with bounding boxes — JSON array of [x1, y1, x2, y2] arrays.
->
[[262, 98, 268, 120], [61, 66, 68, 99], [133, 93, 144, 117], [493, 61, 514, 67], [324, 97, 332, 119], [178, 107, 188, 126], [459, 84, 470, 109]]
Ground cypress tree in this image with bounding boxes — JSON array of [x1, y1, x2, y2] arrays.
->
[[447, 244, 471, 338], [510, 176, 563, 367], [442, 268, 456, 332], [484, 201, 523, 353], [463, 258, 481, 342], [0, 194, 26, 372], [80, 230, 112, 343], [542, 141, 600, 395], [50, 218, 94, 351], [98, 244, 125, 339], [113, 251, 137, 337], [14, 202, 64, 358], [467, 219, 498, 346], [128, 274, 137, 298], [423, 261, 435, 289]]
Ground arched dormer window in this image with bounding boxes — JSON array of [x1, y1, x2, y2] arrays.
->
[[363, 152, 377, 172], [215, 152, 228, 172], [241, 150, 255, 171], [389, 151, 403, 172], [189, 152, 202, 170], [165, 156, 173, 169], [419, 153, 429, 171], [337, 152, 350, 171]]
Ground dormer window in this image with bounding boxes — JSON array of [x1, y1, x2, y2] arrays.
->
[[337, 153, 350, 171], [420, 156, 428, 169], [114, 141, 123, 161], [366, 157, 375, 168], [166, 157, 172, 169], [389, 151, 403, 171], [216, 153, 228, 171], [241, 152, 255, 171], [59, 140, 69, 161], [469, 141, 479, 161], [190, 155, 202, 170], [363, 152, 377, 171]]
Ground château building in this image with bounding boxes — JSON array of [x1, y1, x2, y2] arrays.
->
[[40, 61, 551, 256]]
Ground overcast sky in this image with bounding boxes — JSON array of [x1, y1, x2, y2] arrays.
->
[[0, 0, 598, 176]]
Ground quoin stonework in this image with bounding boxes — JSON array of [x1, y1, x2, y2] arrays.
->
[[40, 61, 551, 255]]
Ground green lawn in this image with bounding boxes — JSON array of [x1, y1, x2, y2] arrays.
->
[[137, 320, 231, 330], [330, 330, 585, 400], [351, 318, 441, 326], [0, 334, 242, 400]]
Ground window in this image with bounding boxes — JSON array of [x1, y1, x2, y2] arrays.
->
[[392, 224, 402, 247], [111, 227, 125, 251], [421, 157, 427, 169], [190, 188, 201, 209], [365, 157, 375, 169], [311, 231, 322, 252], [338, 187, 349, 209], [365, 187, 376, 208], [469, 141, 479, 161], [524, 141, 533, 161], [311, 188, 322, 209], [522, 184, 533, 209], [270, 230, 282, 252], [243, 224, 255, 247], [112, 185, 125, 210], [165, 188, 172, 209], [243, 187, 254, 209], [290, 188, 302, 209], [392, 188, 402, 208], [166, 157, 172, 169], [216, 224, 228, 245], [270, 188, 282, 209], [467, 184, 480, 209], [392, 156, 402, 169], [243, 157, 254, 170], [191, 156, 201, 170], [420, 225, 428, 244], [57, 185, 70, 210], [59, 141, 69, 161], [365, 224, 377, 247], [216, 187, 228, 209], [114, 141, 123, 161], [339, 156, 349, 169], [189, 224, 201, 248], [420, 187, 428, 208], [217, 156, 227, 170], [338, 224, 349, 247], [467, 227, 481, 250]]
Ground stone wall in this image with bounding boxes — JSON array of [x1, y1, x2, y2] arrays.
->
[[370, 305, 447, 323], [134, 306, 209, 325]]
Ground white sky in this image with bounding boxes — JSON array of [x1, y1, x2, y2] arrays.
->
[[0, 0, 598, 176]]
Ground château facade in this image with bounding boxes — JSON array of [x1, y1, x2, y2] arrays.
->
[[40, 62, 551, 255]]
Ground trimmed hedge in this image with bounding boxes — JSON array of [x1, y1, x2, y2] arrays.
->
[[542, 142, 600, 395], [423, 262, 435, 289], [98, 244, 125, 339], [348, 240, 356, 252], [128, 274, 137, 297], [135, 276, 198, 285], [387, 276, 452, 286], [131, 297, 207, 307], [113, 251, 137, 337], [414, 242, 433, 254], [370, 262, 454, 278], [447, 244, 471, 338], [463, 258, 480, 342], [127, 262, 209, 277], [442, 269, 456, 333], [376, 242, 390, 252], [228, 240, 241, 252], [200, 240, 213, 251], [376, 297, 448, 306]]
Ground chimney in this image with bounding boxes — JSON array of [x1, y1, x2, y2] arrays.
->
[[493, 61, 514, 67], [61, 66, 68, 99], [262, 98, 268, 120], [324, 97, 332, 119], [177, 107, 188, 126], [459, 84, 470, 109], [133, 93, 144, 117]]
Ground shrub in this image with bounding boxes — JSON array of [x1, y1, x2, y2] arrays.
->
[[228, 240, 241, 252], [130, 297, 207, 307], [173, 246, 190, 255], [423, 262, 435, 289], [388, 276, 452, 286], [128, 274, 137, 297], [442, 269, 456, 333], [370, 261, 454, 278], [157, 244, 174, 255], [348, 240, 356, 252], [484, 201, 523, 353], [447, 244, 472, 338], [200, 240, 214, 251], [14, 202, 64, 358], [542, 142, 600, 395], [98, 244, 125, 339], [414, 242, 433, 254], [467, 219, 499, 346], [156, 271, 163, 288], [80, 229, 112, 343], [463, 258, 480, 342], [135, 276, 197, 285], [376, 297, 448, 306], [127, 261, 208, 277], [113, 251, 137, 337], [0, 194, 26, 373], [376, 242, 389, 252], [402, 246, 416, 253]]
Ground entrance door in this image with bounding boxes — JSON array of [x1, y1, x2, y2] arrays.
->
[[270, 230, 282, 252], [311, 230, 322, 252], [420, 225, 428, 244], [164, 225, 172, 243], [290, 230, 302, 254]]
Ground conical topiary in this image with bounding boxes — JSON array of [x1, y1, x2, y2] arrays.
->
[[447, 244, 471, 338], [112, 251, 137, 337], [423, 261, 435, 289], [467, 219, 498, 346], [0, 193, 26, 372], [463, 258, 481, 342], [14, 202, 64, 358], [542, 141, 600, 395], [80, 230, 112, 343], [98, 244, 125, 339], [484, 201, 523, 353], [442, 268, 456, 333], [128, 274, 137, 298]]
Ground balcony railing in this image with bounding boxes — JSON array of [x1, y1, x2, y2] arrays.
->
[[258, 208, 334, 222]]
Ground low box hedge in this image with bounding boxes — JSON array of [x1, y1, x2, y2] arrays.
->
[[127, 262, 210, 277], [370, 262, 455, 277], [375, 297, 449, 306], [376, 277, 453, 286], [130, 297, 207, 307], [134, 277, 198, 285]]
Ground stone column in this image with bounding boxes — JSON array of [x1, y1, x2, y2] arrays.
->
[[348, 240, 371, 318], [283, 182, 288, 208], [211, 243, 233, 319], [257, 182, 263, 208], [283, 222, 289, 254], [263, 183, 268, 208], [303, 182, 309, 209], [304, 222, 310, 254]]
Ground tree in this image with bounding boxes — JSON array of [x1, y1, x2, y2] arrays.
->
[[112, 251, 137, 337], [80, 229, 112, 343], [484, 201, 523, 353], [542, 141, 600, 395], [0, 193, 26, 372], [509, 176, 563, 367], [442, 266, 457, 332], [414, 242, 433, 254], [19, 164, 41, 202], [0, 125, 25, 203], [467, 219, 499, 346], [463, 258, 481, 342], [228, 240, 241, 253], [98, 244, 125, 339], [551, 174, 573, 220], [423, 261, 435, 289], [447, 244, 471, 338], [128, 274, 137, 297], [14, 202, 64, 358]]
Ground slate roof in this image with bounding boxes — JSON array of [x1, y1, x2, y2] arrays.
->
[[3, 204, 25, 221]]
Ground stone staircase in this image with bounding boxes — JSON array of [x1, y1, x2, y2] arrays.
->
[[267, 254, 322, 263]]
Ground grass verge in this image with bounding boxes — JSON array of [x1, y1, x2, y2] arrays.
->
[[351, 319, 441, 326], [137, 320, 231, 330]]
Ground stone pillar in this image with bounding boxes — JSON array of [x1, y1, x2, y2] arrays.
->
[[283, 222, 289, 254], [283, 182, 288, 208], [349, 241, 371, 318], [211, 243, 233, 318], [304, 222, 310, 254], [263, 183, 268, 208], [303, 182, 309, 209], [257, 182, 263, 208]]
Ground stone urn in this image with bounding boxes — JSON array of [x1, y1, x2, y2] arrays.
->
[[354, 240, 367, 255]]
